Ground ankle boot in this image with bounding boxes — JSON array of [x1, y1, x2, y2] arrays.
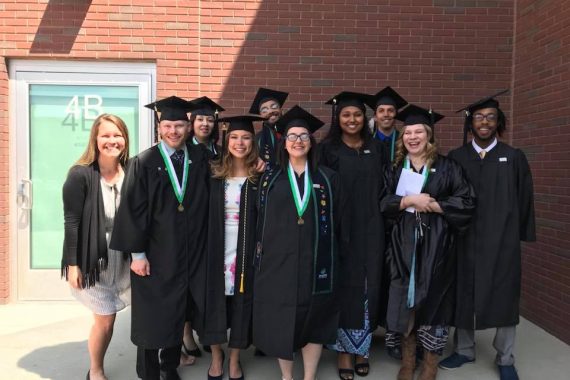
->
[[418, 350, 439, 380], [397, 333, 416, 380]]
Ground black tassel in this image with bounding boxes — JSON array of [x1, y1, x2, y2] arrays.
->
[[331, 98, 338, 129]]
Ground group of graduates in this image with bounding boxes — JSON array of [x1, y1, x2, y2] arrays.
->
[[62, 86, 535, 380]]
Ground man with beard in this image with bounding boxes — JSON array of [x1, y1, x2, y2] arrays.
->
[[369, 86, 408, 162], [111, 96, 210, 380], [440, 90, 536, 380], [249, 87, 289, 170]]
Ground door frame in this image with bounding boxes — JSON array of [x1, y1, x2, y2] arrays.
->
[[8, 60, 156, 301]]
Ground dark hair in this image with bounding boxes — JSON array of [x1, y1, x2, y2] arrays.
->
[[188, 113, 220, 144], [277, 133, 319, 173], [324, 104, 372, 145], [467, 107, 507, 137]]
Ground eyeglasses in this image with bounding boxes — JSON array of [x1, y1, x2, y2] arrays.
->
[[285, 133, 310, 142], [260, 103, 280, 114], [473, 113, 498, 122]]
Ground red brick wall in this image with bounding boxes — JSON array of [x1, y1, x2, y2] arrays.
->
[[4, 0, 565, 346], [514, 0, 570, 344]]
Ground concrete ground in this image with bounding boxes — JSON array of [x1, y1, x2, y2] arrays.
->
[[0, 302, 569, 379]]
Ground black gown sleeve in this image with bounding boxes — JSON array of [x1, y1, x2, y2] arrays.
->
[[380, 165, 404, 220], [62, 166, 87, 267], [110, 156, 149, 253], [437, 158, 476, 234], [515, 149, 536, 242]]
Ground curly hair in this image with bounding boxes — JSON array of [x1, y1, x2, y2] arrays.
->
[[393, 124, 438, 168], [467, 107, 507, 136], [75, 113, 130, 168], [211, 131, 259, 182]]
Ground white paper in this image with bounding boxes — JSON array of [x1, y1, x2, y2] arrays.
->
[[395, 168, 425, 213]]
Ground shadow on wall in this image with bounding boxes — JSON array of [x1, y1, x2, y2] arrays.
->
[[30, 0, 92, 54], [213, 0, 514, 146]]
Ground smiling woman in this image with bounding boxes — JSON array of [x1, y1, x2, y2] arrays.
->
[[61, 114, 131, 380], [382, 104, 476, 380]]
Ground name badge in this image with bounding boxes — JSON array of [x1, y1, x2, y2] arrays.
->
[[499, 157, 507, 162], [363, 149, 371, 154], [430, 168, 436, 173], [188, 159, 192, 165], [313, 184, 321, 189]]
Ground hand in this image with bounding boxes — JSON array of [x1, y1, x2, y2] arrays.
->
[[131, 258, 151, 277], [67, 265, 83, 289], [425, 200, 443, 214], [255, 158, 266, 173], [403, 193, 435, 212]]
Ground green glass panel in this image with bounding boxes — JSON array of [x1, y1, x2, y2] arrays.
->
[[29, 84, 140, 269]]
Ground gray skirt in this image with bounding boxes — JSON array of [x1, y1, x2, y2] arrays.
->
[[71, 245, 131, 315]]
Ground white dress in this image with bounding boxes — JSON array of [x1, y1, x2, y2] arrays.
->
[[70, 173, 131, 315], [223, 177, 246, 296]]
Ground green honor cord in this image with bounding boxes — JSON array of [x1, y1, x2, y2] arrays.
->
[[287, 161, 312, 221], [158, 141, 189, 206]]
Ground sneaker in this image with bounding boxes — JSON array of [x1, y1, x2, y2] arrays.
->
[[498, 364, 519, 380], [438, 353, 475, 370]]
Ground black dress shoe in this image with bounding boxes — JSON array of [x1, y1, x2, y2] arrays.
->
[[208, 351, 225, 380], [160, 369, 181, 380], [229, 360, 245, 380], [386, 345, 402, 360]]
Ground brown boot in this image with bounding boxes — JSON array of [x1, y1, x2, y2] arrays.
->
[[418, 350, 439, 380], [397, 333, 416, 380]]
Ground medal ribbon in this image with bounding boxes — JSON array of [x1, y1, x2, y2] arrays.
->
[[287, 161, 312, 219], [158, 141, 189, 205], [403, 155, 431, 308]]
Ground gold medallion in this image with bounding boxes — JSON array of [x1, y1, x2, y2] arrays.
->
[[178, 204, 184, 212], [298, 217, 304, 225]]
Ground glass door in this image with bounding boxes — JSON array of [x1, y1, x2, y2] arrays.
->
[[11, 61, 155, 300]]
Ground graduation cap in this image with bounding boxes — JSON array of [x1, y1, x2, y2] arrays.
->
[[325, 91, 371, 128], [249, 87, 289, 115], [276, 105, 325, 135], [368, 86, 408, 111], [218, 115, 264, 135], [188, 96, 225, 117], [396, 104, 445, 142], [144, 96, 191, 122], [456, 89, 509, 144], [217, 115, 265, 156]]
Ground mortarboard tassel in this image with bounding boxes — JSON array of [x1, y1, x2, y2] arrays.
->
[[462, 110, 470, 145]]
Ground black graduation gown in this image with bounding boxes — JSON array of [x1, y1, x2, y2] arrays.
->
[[381, 155, 475, 334], [319, 139, 389, 329], [110, 143, 210, 349], [448, 142, 536, 329], [255, 122, 279, 169], [253, 167, 341, 360], [202, 177, 257, 348]]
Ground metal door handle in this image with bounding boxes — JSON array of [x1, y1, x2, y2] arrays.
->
[[17, 179, 33, 210]]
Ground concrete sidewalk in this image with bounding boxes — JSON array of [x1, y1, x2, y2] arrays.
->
[[1, 302, 568, 379]]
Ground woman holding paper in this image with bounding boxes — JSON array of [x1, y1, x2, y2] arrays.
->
[[380, 105, 475, 380]]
